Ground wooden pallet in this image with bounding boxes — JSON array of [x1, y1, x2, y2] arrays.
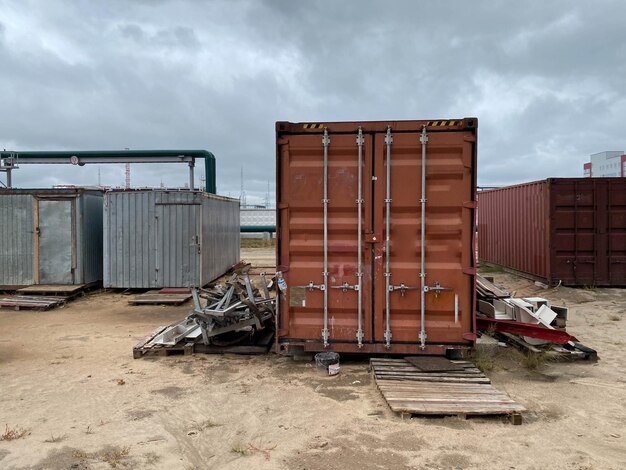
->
[[133, 326, 275, 359], [371, 358, 525, 423], [128, 289, 192, 306], [16, 282, 96, 297], [0, 295, 67, 311]]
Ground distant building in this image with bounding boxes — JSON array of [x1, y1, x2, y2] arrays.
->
[[583, 151, 626, 177]]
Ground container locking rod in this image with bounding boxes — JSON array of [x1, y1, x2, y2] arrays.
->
[[356, 127, 364, 347], [322, 128, 330, 347], [384, 126, 393, 349], [419, 126, 428, 348]]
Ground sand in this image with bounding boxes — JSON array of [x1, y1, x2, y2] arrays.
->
[[1, 266, 625, 469]]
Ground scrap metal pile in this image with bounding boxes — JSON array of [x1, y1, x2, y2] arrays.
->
[[475, 274, 596, 360], [138, 271, 275, 353]]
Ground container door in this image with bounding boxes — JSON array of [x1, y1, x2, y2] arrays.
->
[[36, 198, 75, 284], [608, 180, 626, 284], [551, 180, 605, 285], [277, 131, 374, 344], [373, 129, 474, 347], [156, 202, 201, 287]]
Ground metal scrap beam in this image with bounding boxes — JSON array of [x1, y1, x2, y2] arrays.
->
[[477, 317, 578, 344]]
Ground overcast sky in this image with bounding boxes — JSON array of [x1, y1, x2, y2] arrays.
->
[[1, 0, 624, 203]]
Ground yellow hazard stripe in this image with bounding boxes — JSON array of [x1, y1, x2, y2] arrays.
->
[[303, 123, 324, 129], [428, 120, 460, 127]]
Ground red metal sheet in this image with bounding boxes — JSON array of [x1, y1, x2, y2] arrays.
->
[[276, 119, 478, 355], [476, 317, 577, 344]]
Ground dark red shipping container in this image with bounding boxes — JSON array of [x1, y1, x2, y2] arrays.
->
[[275, 118, 478, 356], [478, 178, 626, 286]]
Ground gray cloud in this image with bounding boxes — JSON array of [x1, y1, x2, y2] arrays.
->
[[1, 0, 625, 201]]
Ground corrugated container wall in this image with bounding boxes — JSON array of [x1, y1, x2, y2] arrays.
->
[[276, 118, 478, 356], [103, 190, 240, 288], [478, 178, 626, 286], [0, 189, 103, 287]]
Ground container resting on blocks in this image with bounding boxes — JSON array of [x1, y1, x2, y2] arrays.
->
[[275, 118, 478, 356]]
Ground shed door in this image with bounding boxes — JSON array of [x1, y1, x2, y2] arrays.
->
[[37, 199, 74, 284], [156, 203, 201, 287]]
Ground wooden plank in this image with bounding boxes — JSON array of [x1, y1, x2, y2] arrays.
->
[[376, 378, 491, 386], [14, 295, 66, 301], [386, 399, 525, 410], [388, 401, 526, 411], [372, 368, 484, 376], [375, 373, 486, 380], [389, 404, 525, 414], [17, 284, 87, 295], [378, 387, 511, 396], [375, 375, 491, 384], [129, 295, 191, 306], [385, 398, 520, 406], [132, 326, 169, 358], [371, 359, 474, 368]]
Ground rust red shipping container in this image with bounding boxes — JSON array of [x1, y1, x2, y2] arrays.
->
[[275, 119, 478, 355], [478, 178, 626, 286]]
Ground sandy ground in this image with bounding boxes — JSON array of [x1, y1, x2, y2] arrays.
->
[[1, 256, 626, 469]]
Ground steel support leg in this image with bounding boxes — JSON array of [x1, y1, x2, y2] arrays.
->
[[189, 160, 195, 190]]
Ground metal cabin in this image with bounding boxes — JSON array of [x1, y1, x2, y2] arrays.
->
[[0, 188, 103, 288], [103, 189, 240, 289]]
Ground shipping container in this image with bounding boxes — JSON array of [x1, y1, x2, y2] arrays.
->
[[0, 188, 103, 287], [275, 118, 478, 355], [478, 178, 626, 286], [103, 190, 240, 288]]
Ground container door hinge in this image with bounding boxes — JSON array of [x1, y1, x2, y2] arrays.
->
[[322, 328, 330, 346], [419, 329, 427, 345], [384, 330, 392, 348]]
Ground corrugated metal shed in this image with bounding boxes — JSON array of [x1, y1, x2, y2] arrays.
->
[[103, 190, 239, 288], [478, 178, 626, 286], [0, 188, 103, 287]]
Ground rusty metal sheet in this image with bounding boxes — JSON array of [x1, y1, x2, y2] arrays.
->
[[276, 119, 477, 354]]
